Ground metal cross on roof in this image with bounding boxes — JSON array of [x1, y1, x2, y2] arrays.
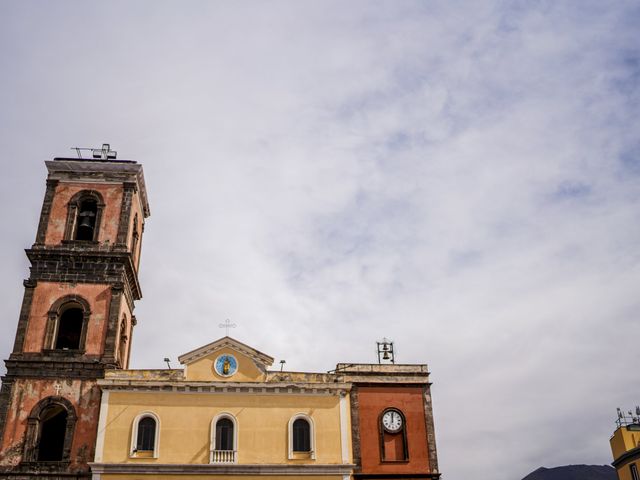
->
[[219, 319, 236, 336]]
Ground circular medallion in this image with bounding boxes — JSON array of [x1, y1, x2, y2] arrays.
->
[[214, 354, 238, 377]]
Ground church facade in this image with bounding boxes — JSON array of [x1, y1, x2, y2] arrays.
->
[[0, 152, 440, 480]]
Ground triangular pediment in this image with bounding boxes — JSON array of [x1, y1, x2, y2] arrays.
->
[[178, 337, 274, 382], [178, 336, 274, 366]]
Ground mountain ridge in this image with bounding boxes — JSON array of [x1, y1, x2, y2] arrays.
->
[[521, 464, 616, 480]]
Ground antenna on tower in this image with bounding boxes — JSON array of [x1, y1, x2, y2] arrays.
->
[[615, 406, 640, 428], [70, 143, 117, 160]]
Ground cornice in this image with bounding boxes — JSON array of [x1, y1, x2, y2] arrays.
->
[[25, 247, 142, 300], [89, 462, 355, 475], [612, 445, 640, 468], [46, 159, 149, 217], [97, 379, 351, 396]]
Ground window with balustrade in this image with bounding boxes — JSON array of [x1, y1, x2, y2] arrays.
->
[[210, 413, 237, 464]]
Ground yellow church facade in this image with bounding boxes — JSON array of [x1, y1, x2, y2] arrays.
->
[[91, 337, 354, 479]]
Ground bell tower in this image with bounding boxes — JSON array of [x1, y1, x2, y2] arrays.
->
[[0, 147, 150, 479]]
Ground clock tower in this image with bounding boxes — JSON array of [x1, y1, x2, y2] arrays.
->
[[0, 148, 150, 479]]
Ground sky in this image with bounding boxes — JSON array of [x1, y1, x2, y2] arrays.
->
[[0, 1, 639, 479]]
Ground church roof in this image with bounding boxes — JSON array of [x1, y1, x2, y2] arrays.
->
[[177, 336, 274, 367]]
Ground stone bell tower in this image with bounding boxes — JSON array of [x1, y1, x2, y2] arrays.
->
[[0, 146, 150, 479]]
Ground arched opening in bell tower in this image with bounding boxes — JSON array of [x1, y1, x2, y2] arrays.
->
[[75, 199, 97, 241], [37, 405, 68, 461], [54, 307, 84, 350], [23, 397, 77, 463]]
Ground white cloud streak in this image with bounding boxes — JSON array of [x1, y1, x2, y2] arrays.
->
[[0, 1, 639, 479]]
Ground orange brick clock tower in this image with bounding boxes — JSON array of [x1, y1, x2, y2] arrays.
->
[[0, 148, 149, 479]]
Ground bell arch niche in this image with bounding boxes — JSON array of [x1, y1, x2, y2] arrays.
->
[[44, 295, 91, 353], [63, 190, 105, 242], [22, 396, 77, 463]]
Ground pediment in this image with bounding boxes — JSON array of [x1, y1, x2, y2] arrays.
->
[[178, 336, 274, 382]]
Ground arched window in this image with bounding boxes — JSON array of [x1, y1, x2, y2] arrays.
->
[[45, 296, 90, 352], [293, 418, 311, 452], [210, 413, 237, 464], [22, 397, 76, 463], [64, 190, 105, 242], [288, 414, 315, 459], [130, 412, 159, 458], [38, 404, 68, 461], [55, 307, 83, 350]]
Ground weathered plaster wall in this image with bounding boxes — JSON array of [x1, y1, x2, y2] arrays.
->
[[45, 182, 123, 245], [115, 298, 133, 369], [0, 378, 101, 469], [22, 282, 112, 354]]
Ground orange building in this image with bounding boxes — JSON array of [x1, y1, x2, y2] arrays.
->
[[340, 364, 439, 480]]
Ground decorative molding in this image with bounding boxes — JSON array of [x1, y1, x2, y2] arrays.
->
[[97, 379, 350, 396], [89, 462, 355, 475], [25, 248, 143, 301]]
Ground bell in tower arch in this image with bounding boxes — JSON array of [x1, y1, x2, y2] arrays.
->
[[76, 200, 97, 241]]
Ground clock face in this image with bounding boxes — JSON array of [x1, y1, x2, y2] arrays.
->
[[214, 354, 238, 377], [382, 409, 403, 433]]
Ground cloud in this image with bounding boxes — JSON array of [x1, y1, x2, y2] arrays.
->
[[1, 2, 639, 479]]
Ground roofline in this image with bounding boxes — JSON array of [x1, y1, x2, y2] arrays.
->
[[45, 158, 151, 217], [178, 336, 274, 366]]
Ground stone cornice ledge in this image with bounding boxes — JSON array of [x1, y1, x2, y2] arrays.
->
[[89, 462, 355, 475], [97, 380, 351, 396]]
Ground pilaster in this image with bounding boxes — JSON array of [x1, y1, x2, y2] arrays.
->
[[114, 182, 136, 250], [34, 179, 58, 245], [101, 283, 124, 365], [423, 384, 439, 474], [11, 280, 37, 355]]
